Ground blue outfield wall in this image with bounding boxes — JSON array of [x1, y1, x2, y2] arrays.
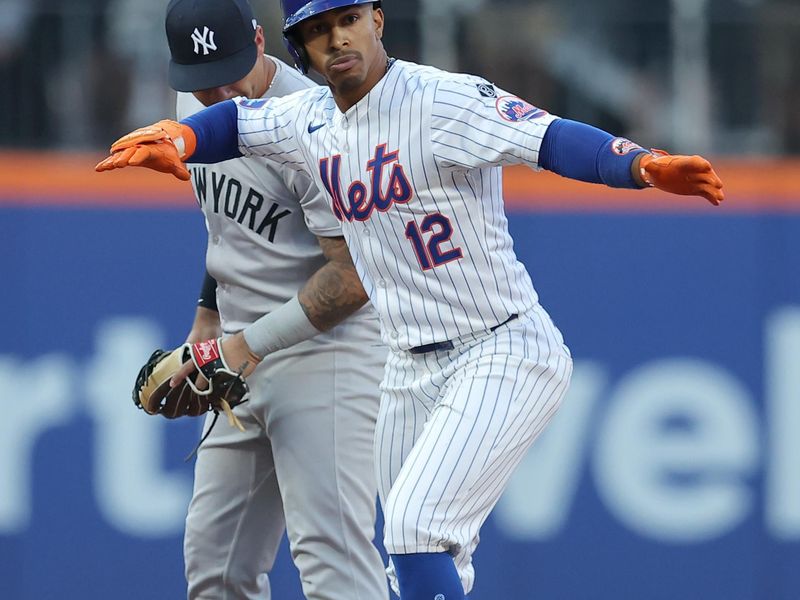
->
[[1, 203, 799, 600]]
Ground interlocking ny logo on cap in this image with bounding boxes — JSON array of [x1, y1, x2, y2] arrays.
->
[[191, 26, 217, 55]]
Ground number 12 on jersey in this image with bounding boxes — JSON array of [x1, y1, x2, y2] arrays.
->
[[404, 212, 463, 270]]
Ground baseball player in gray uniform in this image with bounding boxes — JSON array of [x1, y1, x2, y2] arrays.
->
[[99, 1, 725, 598], [163, 1, 388, 599]]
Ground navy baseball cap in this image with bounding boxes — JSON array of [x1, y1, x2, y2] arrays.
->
[[166, 0, 259, 92]]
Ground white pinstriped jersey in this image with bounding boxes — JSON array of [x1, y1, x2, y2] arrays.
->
[[234, 59, 559, 350], [178, 55, 344, 333]]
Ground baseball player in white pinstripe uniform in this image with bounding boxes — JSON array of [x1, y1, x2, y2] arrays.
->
[[98, 2, 725, 597], [160, 1, 389, 599]]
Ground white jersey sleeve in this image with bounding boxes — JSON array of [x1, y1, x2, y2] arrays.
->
[[284, 166, 341, 238], [430, 75, 559, 171], [234, 90, 318, 172]]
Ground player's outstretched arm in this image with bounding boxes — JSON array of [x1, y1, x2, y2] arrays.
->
[[95, 101, 242, 180], [538, 119, 724, 205], [95, 119, 197, 180]]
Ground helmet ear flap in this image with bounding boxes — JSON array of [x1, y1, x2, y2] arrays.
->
[[283, 29, 309, 74]]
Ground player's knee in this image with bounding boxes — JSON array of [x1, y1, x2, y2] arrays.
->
[[184, 529, 212, 596], [382, 496, 428, 553], [184, 525, 253, 597], [185, 546, 257, 599], [381, 497, 404, 551], [183, 517, 204, 581], [551, 356, 574, 412]]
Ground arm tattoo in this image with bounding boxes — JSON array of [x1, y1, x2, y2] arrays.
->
[[298, 236, 369, 331]]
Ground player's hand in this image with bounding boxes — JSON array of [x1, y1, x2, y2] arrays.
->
[[109, 119, 196, 155], [639, 150, 724, 206], [95, 143, 192, 180], [94, 119, 197, 180], [169, 332, 261, 389]]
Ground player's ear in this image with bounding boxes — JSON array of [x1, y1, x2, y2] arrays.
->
[[254, 25, 265, 53], [373, 7, 384, 39]]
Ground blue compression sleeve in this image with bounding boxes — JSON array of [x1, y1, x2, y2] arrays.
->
[[391, 552, 465, 600], [538, 119, 646, 189], [181, 100, 242, 164]]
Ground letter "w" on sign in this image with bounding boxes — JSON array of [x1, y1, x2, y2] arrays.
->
[[191, 26, 217, 55]]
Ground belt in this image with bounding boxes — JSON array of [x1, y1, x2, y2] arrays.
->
[[408, 314, 519, 355]]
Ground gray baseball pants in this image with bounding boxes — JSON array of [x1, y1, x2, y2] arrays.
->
[[184, 315, 389, 600]]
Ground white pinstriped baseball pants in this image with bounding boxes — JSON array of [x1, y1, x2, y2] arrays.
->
[[376, 303, 573, 595]]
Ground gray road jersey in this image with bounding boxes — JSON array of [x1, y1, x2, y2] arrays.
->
[[177, 55, 345, 333]]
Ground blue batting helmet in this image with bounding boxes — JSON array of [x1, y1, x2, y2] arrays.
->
[[281, 0, 381, 74]]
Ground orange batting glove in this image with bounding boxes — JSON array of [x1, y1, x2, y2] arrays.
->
[[95, 119, 197, 181], [638, 150, 724, 206]]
